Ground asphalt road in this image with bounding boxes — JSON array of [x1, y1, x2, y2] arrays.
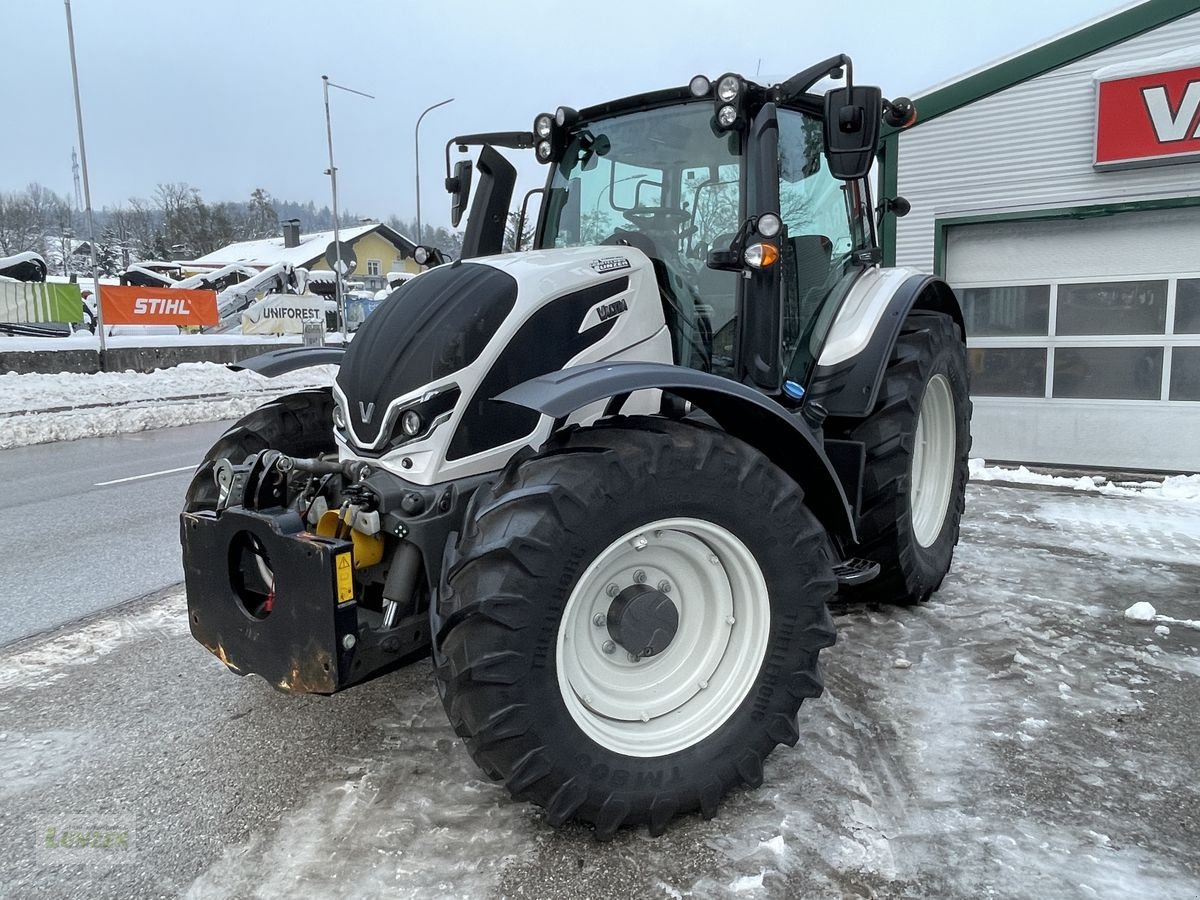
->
[[1, 481, 1198, 899], [0, 421, 229, 645]]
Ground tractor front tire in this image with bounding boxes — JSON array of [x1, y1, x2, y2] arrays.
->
[[832, 311, 971, 603], [184, 388, 335, 512], [433, 417, 837, 837]]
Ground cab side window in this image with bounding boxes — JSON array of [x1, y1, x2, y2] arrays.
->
[[777, 110, 854, 353]]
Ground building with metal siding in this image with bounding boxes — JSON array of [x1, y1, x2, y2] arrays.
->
[[882, 0, 1200, 473]]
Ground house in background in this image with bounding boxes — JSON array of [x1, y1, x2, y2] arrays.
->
[[193, 221, 421, 292]]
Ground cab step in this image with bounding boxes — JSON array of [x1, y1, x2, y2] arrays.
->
[[833, 557, 881, 587]]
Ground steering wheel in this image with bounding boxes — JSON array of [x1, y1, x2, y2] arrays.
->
[[622, 207, 691, 229]]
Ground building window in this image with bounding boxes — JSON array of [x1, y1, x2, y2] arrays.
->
[[968, 348, 1047, 397], [1170, 348, 1200, 401], [1175, 279, 1200, 334], [961, 285, 1050, 337], [955, 275, 1200, 402], [393, 257, 406, 272], [1052, 347, 1163, 401], [1056, 280, 1167, 336], [366, 259, 381, 277]]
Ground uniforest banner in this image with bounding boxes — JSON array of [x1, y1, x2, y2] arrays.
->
[[241, 294, 329, 335]]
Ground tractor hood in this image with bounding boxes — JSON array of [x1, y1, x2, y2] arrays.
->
[[333, 245, 669, 484]]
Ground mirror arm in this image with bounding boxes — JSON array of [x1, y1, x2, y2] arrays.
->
[[445, 132, 536, 189], [773, 54, 852, 105]]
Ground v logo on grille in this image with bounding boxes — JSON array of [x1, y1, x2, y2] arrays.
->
[[358, 401, 376, 424]]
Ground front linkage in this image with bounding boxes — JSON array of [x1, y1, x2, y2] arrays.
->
[[181, 447, 482, 693]]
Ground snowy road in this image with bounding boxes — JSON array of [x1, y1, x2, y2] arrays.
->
[[0, 421, 228, 644], [1, 482, 1198, 899]]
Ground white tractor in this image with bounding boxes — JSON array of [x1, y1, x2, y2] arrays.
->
[[181, 56, 970, 837]]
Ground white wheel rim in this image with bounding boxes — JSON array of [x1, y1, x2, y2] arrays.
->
[[910, 373, 956, 548], [555, 517, 770, 757]]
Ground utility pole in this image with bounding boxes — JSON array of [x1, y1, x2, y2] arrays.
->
[[414, 98, 454, 246], [64, 0, 104, 355], [322, 75, 374, 342]]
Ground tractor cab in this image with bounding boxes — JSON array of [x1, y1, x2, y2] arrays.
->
[[446, 56, 916, 398]]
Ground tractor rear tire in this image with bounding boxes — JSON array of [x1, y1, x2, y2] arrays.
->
[[433, 417, 837, 837], [184, 388, 335, 512], [831, 311, 970, 603]]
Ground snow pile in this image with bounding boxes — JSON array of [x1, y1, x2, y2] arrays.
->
[[0, 362, 336, 450], [1123, 601, 1200, 632], [970, 459, 1200, 503], [1123, 602, 1157, 623]]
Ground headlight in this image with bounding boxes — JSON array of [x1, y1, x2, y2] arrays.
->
[[716, 75, 740, 102], [401, 410, 423, 437], [333, 403, 346, 429], [413, 246, 429, 265], [756, 213, 782, 238], [555, 106, 579, 127], [688, 75, 711, 97], [534, 114, 553, 138], [717, 105, 738, 128], [536, 140, 553, 162]]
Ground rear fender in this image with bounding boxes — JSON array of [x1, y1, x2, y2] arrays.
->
[[808, 272, 964, 418], [496, 361, 856, 543]]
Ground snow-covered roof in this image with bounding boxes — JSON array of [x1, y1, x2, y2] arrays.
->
[[192, 223, 416, 269]]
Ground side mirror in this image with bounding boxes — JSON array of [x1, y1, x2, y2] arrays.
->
[[446, 159, 473, 228], [822, 85, 882, 180]]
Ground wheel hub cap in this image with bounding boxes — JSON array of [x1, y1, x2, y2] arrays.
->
[[556, 517, 771, 757], [607, 585, 679, 657]]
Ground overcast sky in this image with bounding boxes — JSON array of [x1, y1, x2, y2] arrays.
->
[[4, 0, 1131, 230]]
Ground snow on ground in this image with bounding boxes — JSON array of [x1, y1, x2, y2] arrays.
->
[[2, 483, 1199, 898], [192, 482, 1200, 898], [969, 458, 1200, 503], [0, 362, 336, 449]]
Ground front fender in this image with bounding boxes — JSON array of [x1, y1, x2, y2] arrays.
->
[[809, 272, 964, 418], [496, 361, 856, 543], [233, 345, 345, 377]]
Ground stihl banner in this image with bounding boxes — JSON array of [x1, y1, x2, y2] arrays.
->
[[99, 285, 219, 326], [1095, 63, 1200, 169]]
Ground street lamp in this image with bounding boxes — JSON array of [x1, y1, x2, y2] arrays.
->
[[414, 97, 454, 246], [322, 75, 374, 341], [63, 0, 105, 353]]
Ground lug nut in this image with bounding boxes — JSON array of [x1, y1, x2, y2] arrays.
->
[[658, 580, 671, 593], [633, 570, 647, 584], [592, 613, 606, 627], [725, 615, 736, 626], [341, 634, 357, 650], [602, 640, 616, 654], [606, 583, 620, 598]]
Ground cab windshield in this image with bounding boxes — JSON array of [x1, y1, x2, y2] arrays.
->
[[539, 103, 742, 373]]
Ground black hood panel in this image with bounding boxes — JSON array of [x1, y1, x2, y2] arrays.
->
[[336, 262, 517, 444]]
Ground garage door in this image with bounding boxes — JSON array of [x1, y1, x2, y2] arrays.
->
[[945, 206, 1200, 472]]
